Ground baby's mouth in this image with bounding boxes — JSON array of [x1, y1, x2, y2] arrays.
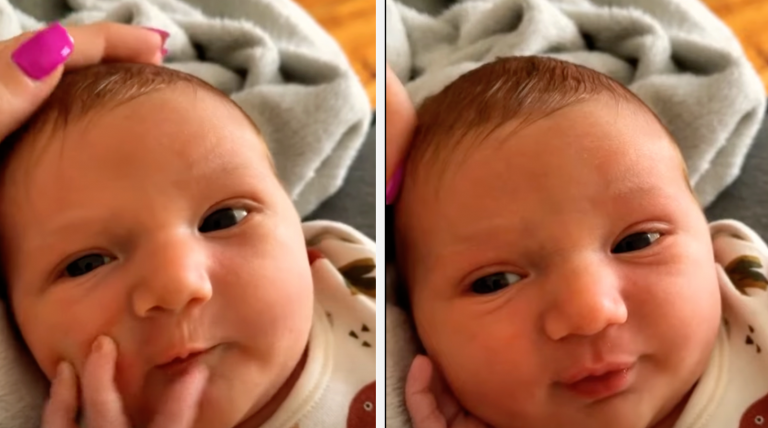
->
[[155, 345, 219, 376]]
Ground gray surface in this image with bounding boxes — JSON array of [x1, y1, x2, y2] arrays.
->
[[706, 104, 768, 238], [306, 117, 375, 241], [387, 0, 766, 207]]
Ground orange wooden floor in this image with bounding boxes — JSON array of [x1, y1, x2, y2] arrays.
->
[[705, 0, 768, 92], [296, 0, 376, 107]]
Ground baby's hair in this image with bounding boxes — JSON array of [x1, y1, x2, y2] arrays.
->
[[1, 62, 270, 170], [407, 56, 688, 182]]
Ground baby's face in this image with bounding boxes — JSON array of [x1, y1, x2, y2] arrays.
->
[[398, 96, 722, 428], [0, 87, 314, 427]]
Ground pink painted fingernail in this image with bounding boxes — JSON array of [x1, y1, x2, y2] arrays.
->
[[143, 27, 169, 43], [11, 22, 73, 80], [386, 165, 404, 205], [143, 27, 169, 57]]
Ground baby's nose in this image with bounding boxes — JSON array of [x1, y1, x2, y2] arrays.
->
[[542, 260, 628, 340], [130, 240, 213, 317]]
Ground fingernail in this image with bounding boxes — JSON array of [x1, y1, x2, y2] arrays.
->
[[91, 335, 108, 354], [11, 22, 73, 80], [56, 360, 74, 381], [386, 165, 404, 205], [142, 27, 169, 43], [142, 27, 169, 57], [55, 361, 66, 379]]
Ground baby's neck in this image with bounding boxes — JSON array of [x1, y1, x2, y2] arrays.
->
[[234, 345, 309, 428]]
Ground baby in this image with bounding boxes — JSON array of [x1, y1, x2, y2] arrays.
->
[[395, 56, 768, 428], [0, 63, 376, 428]]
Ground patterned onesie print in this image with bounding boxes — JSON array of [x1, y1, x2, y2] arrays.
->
[[258, 220, 376, 428], [672, 220, 768, 428]]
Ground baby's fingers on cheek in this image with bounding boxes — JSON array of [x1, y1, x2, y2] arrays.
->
[[405, 355, 446, 428], [405, 355, 433, 398], [81, 336, 130, 428], [41, 362, 79, 428]]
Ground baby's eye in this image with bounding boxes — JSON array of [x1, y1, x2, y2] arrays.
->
[[612, 232, 661, 254], [471, 272, 522, 294], [65, 254, 114, 278], [199, 208, 248, 233]]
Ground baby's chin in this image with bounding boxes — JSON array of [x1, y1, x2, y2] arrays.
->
[[127, 368, 258, 428]]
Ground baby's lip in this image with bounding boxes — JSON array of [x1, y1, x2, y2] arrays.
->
[[557, 360, 636, 385], [155, 344, 217, 368]]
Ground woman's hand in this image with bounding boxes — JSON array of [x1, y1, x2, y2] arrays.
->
[[405, 355, 489, 428], [385, 64, 416, 205], [0, 22, 168, 141], [42, 336, 208, 428]]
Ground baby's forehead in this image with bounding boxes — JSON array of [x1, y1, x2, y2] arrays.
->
[[410, 95, 679, 191], [0, 101, 275, 221]]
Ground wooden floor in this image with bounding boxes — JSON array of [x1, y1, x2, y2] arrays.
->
[[296, 0, 376, 107], [705, 0, 768, 92]]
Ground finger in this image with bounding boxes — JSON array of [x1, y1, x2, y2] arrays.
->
[[0, 22, 165, 141], [428, 363, 464, 426], [405, 355, 448, 428], [41, 361, 80, 428], [81, 336, 131, 428], [63, 22, 166, 69], [0, 23, 69, 139], [385, 64, 416, 181], [149, 365, 209, 428]]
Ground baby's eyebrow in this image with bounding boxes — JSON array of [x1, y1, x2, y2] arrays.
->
[[19, 211, 114, 254]]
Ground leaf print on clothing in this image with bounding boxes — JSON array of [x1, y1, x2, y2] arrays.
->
[[349, 323, 373, 349], [741, 392, 768, 427], [339, 258, 375, 298], [725, 255, 768, 294], [746, 325, 762, 354], [347, 381, 375, 428]]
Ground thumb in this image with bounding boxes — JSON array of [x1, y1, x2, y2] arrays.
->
[[405, 355, 448, 428], [0, 23, 72, 140]]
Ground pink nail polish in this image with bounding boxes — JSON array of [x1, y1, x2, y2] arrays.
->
[[142, 27, 169, 43], [386, 165, 404, 205], [142, 27, 169, 58], [11, 22, 73, 80]]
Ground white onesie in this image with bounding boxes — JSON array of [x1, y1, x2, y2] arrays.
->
[[258, 220, 377, 428], [674, 220, 768, 428]]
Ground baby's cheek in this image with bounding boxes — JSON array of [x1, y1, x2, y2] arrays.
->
[[19, 292, 128, 380]]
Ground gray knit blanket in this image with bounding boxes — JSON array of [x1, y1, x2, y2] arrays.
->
[[387, 0, 765, 207]]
